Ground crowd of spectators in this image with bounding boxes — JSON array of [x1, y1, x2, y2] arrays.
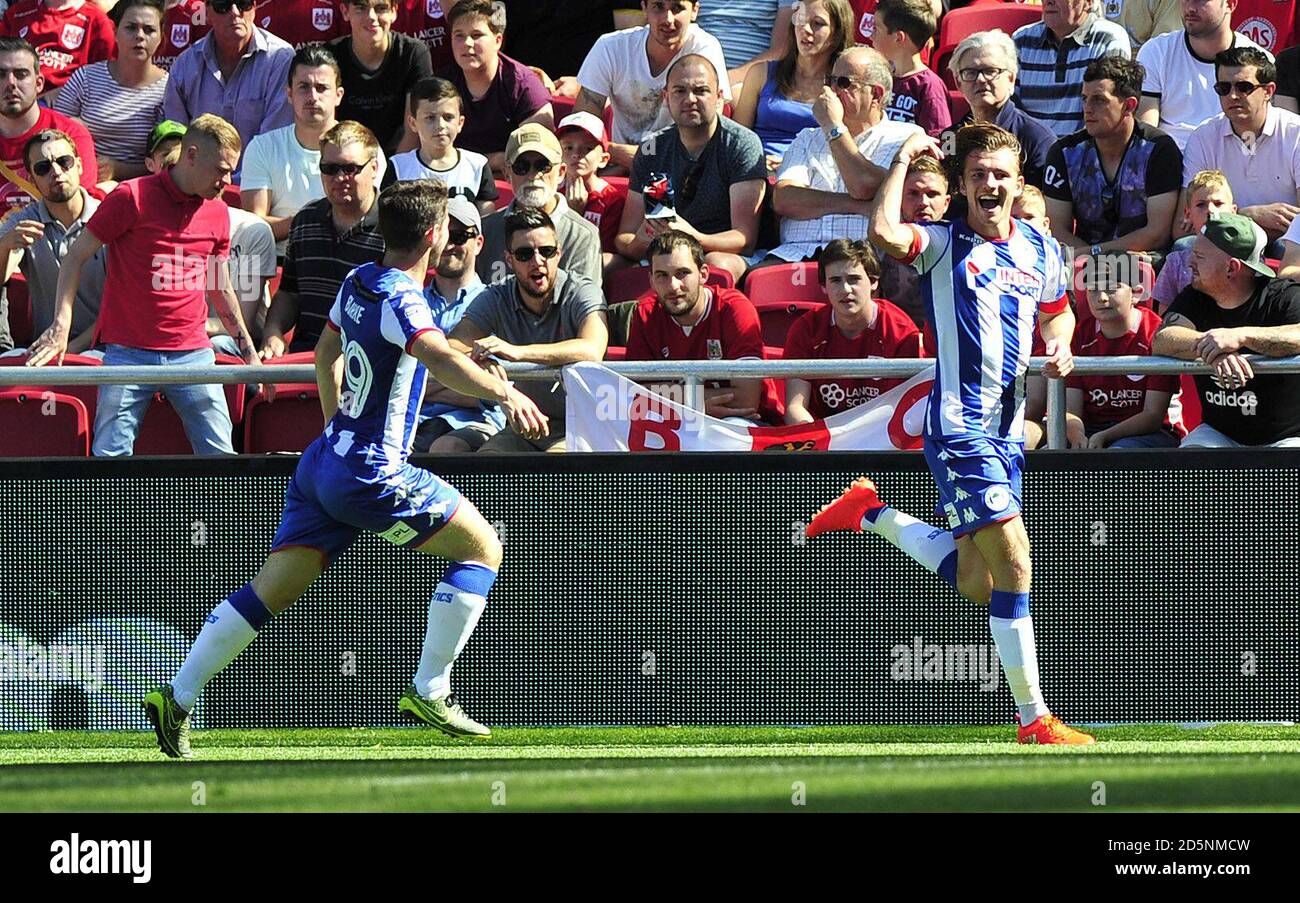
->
[[6, 0, 1300, 455]]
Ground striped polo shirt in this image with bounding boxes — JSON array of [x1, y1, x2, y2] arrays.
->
[[1012, 14, 1132, 139], [281, 197, 385, 353]]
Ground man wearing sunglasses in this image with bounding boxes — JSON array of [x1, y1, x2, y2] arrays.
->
[[1182, 47, 1300, 249], [262, 121, 386, 358], [476, 122, 602, 288], [0, 128, 106, 358], [414, 195, 506, 453], [163, 0, 295, 176], [1041, 55, 1181, 259], [453, 207, 608, 452]]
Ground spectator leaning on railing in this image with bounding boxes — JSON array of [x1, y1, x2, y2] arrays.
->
[[25, 114, 263, 457], [1153, 212, 1300, 448]]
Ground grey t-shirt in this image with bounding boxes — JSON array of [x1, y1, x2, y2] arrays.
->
[[630, 117, 767, 236], [477, 194, 603, 288], [0, 190, 107, 341], [462, 268, 607, 421]]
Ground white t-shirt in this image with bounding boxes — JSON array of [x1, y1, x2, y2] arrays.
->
[[221, 208, 278, 338], [240, 124, 388, 254], [772, 119, 921, 261], [577, 25, 732, 146], [1137, 30, 1271, 151], [389, 147, 496, 205], [1182, 106, 1300, 209]]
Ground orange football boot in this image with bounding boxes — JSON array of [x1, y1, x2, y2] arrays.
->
[[1017, 714, 1097, 745], [806, 477, 886, 538]]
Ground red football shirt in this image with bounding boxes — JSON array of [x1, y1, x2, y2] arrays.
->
[[783, 299, 924, 420], [256, 0, 349, 49], [625, 286, 783, 424], [396, 0, 453, 70], [848, 0, 932, 63], [1066, 307, 1184, 436], [1, 0, 116, 91], [0, 105, 98, 218], [155, 0, 209, 72], [1232, 0, 1297, 54], [88, 168, 232, 352], [581, 179, 626, 254]]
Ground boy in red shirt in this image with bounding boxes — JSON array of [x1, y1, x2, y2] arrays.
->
[[625, 228, 782, 424], [784, 238, 923, 422], [874, 0, 950, 137], [1066, 251, 1184, 449], [1, 0, 115, 93], [557, 111, 625, 267]]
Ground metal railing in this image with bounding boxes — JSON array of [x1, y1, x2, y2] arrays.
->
[[5, 355, 1300, 449]]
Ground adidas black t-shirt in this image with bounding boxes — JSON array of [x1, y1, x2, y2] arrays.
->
[[1167, 276, 1300, 445]]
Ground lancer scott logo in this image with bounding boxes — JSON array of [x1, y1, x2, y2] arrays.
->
[[50, 835, 151, 883], [1205, 388, 1258, 415]]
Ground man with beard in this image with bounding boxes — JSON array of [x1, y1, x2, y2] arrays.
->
[[476, 122, 602, 287], [452, 207, 608, 452], [1137, 0, 1269, 151], [0, 37, 97, 220], [414, 195, 504, 453], [0, 128, 107, 355], [808, 123, 1097, 746]]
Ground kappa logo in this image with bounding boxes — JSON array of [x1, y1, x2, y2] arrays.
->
[[313, 7, 334, 30], [171, 23, 190, 47], [61, 24, 86, 49]]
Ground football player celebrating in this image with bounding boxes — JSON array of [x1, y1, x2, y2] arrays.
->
[[143, 180, 548, 757], [807, 123, 1096, 744]]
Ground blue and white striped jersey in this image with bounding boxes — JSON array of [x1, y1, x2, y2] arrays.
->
[[904, 218, 1070, 441]]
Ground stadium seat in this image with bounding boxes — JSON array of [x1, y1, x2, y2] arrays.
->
[[222, 183, 243, 209], [948, 89, 971, 122], [0, 389, 89, 457], [604, 264, 735, 303], [604, 345, 627, 361], [0, 351, 102, 422], [244, 386, 322, 453], [268, 265, 283, 300], [4, 272, 32, 347], [755, 299, 824, 348], [131, 354, 248, 455], [605, 174, 629, 194], [933, 5, 1041, 89], [494, 179, 514, 210], [742, 261, 828, 305]]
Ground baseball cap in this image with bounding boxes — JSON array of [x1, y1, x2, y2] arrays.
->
[[556, 111, 607, 149], [1202, 212, 1275, 277], [505, 123, 562, 166], [147, 120, 187, 155], [446, 195, 481, 232]]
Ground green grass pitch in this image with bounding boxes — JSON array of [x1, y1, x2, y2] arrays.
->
[[2, 724, 1299, 812]]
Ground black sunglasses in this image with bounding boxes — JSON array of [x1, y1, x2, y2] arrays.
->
[[1213, 80, 1265, 97], [209, 0, 257, 12], [825, 74, 868, 91], [511, 157, 554, 177], [31, 155, 75, 177], [509, 245, 559, 262], [447, 227, 479, 246], [320, 157, 373, 177]]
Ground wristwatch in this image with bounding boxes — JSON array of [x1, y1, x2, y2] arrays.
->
[[826, 124, 847, 142]]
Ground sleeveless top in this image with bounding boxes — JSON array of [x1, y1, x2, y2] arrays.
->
[[754, 62, 818, 157]]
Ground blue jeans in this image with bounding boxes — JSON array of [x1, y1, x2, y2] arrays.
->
[[93, 344, 235, 456], [1109, 431, 1180, 449]]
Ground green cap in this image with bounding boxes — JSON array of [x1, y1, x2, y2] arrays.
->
[[1201, 212, 1275, 278], [147, 120, 187, 155]]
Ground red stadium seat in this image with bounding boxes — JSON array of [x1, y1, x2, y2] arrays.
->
[[0, 351, 102, 422], [132, 353, 247, 455], [948, 89, 971, 122], [0, 389, 89, 457], [244, 383, 323, 453], [604, 345, 627, 361], [268, 265, 283, 299], [5, 272, 32, 346], [605, 264, 735, 303], [742, 261, 828, 305], [755, 299, 824, 348], [605, 174, 629, 193], [933, 5, 1042, 89], [222, 183, 242, 208], [494, 179, 514, 210]]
